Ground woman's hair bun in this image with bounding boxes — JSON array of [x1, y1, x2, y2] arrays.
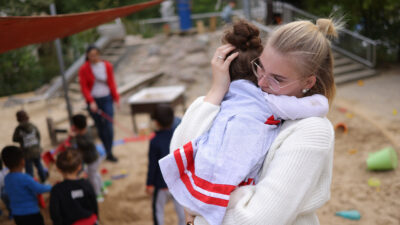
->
[[316, 18, 343, 39], [223, 20, 263, 52]]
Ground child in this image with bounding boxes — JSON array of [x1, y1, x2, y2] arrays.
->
[[0, 157, 11, 219], [146, 104, 185, 225], [159, 21, 329, 225], [50, 150, 99, 225], [70, 114, 104, 201], [12, 110, 47, 183], [1, 145, 51, 225]]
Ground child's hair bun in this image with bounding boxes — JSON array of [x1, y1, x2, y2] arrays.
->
[[223, 20, 263, 52]]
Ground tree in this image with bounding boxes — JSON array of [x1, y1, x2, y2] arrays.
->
[[301, 0, 400, 61]]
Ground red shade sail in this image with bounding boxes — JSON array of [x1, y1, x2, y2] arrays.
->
[[0, 0, 163, 54]]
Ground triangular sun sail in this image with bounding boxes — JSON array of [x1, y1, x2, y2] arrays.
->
[[0, 0, 163, 54]]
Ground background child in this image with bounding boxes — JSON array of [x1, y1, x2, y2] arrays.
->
[[70, 114, 104, 201], [50, 150, 98, 225], [1, 145, 51, 225], [0, 157, 11, 219], [146, 104, 185, 225], [12, 110, 47, 183]]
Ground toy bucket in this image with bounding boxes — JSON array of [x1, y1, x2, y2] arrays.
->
[[367, 147, 398, 170]]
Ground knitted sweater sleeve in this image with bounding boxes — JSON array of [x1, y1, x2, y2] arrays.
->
[[170, 96, 220, 152], [195, 117, 334, 225]]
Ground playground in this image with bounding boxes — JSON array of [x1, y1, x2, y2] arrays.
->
[[1, 1, 400, 225], [0, 29, 399, 224]]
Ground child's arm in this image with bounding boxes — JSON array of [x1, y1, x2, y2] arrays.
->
[[49, 189, 63, 225], [12, 127, 21, 143], [34, 125, 41, 143], [170, 97, 220, 153], [27, 176, 52, 194], [263, 93, 329, 120]]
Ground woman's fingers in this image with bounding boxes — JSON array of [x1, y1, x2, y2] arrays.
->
[[223, 52, 239, 68], [213, 44, 235, 62]]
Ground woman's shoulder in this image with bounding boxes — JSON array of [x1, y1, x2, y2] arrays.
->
[[279, 117, 334, 146], [284, 116, 333, 132], [79, 61, 90, 72]]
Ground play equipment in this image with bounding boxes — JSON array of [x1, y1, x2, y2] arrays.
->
[[101, 168, 109, 175], [111, 174, 128, 180], [337, 107, 347, 113], [345, 112, 354, 118], [335, 210, 361, 220], [348, 149, 358, 155], [37, 194, 46, 209], [104, 180, 113, 187], [367, 147, 398, 171], [42, 132, 155, 167], [334, 122, 348, 133], [368, 178, 381, 187]]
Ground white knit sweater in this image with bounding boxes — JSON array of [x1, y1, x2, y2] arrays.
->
[[170, 97, 335, 225]]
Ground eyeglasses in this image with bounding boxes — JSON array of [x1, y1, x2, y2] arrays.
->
[[251, 57, 298, 91]]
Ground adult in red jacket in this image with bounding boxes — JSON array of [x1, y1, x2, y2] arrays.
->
[[79, 45, 119, 162]]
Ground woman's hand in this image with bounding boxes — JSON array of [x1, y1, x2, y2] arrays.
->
[[89, 101, 98, 113], [204, 44, 239, 105]]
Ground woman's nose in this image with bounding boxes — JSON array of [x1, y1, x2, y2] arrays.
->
[[257, 75, 269, 88]]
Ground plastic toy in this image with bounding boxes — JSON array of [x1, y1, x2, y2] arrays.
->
[[335, 210, 361, 220], [334, 123, 348, 133], [367, 147, 398, 171]]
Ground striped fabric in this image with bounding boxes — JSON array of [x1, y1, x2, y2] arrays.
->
[[160, 80, 279, 225]]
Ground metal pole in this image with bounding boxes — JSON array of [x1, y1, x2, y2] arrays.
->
[[50, 3, 73, 124], [265, 0, 273, 25], [242, 0, 251, 20]]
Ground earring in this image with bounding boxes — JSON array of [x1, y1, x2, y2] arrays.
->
[[302, 89, 309, 94]]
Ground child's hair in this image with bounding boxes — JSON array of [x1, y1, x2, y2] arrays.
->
[[1, 146, 23, 169], [222, 20, 264, 85], [151, 104, 174, 129], [16, 110, 29, 123], [56, 150, 82, 174], [267, 18, 343, 103], [72, 114, 87, 130]]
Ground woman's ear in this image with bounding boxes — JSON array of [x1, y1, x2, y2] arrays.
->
[[305, 75, 317, 90]]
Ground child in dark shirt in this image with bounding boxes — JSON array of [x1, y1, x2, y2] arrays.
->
[[1, 145, 52, 225], [12, 110, 47, 183], [146, 104, 185, 225], [70, 114, 104, 201], [50, 150, 98, 225]]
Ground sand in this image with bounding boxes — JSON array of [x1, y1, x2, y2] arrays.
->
[[0, 33, 399, 225]]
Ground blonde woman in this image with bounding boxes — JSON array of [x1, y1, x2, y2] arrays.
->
[[171, 18, 340, 225]]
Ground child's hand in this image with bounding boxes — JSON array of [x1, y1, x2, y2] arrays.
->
[[185, 209, 195, 225], [205, 44, 239, 106], [68, 129, 76, 137], [145, 186, 154, 196]]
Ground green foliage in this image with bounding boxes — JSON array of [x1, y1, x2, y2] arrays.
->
[[0, 0, 52, 16], [300, 0, 400, 62], [0, 46, 43, 96], [191, 0, 217, 14]]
